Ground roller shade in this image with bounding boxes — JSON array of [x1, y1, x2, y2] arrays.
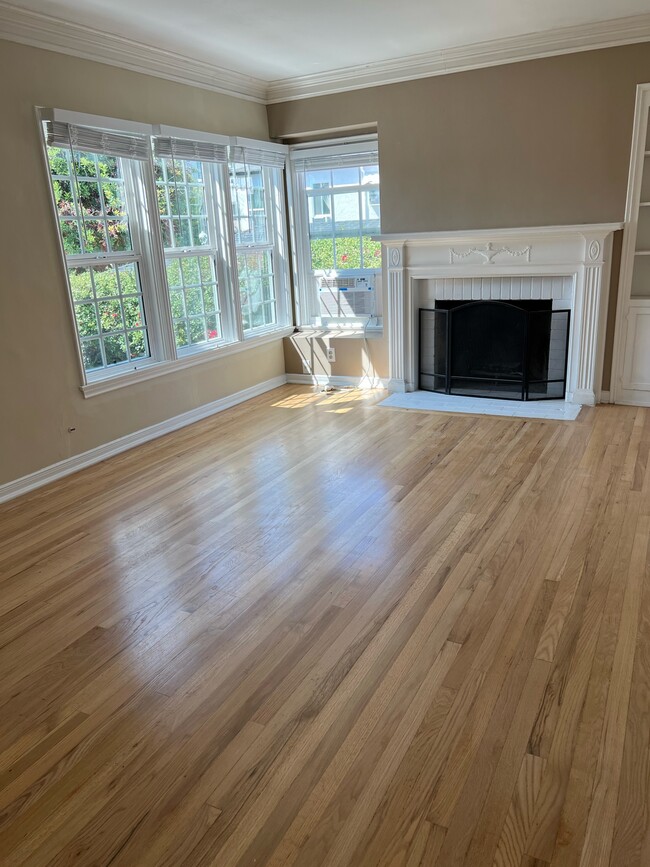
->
[[229, 145, 286, 169], [153, 136, 227, 163], [45, 120, 150, 161]]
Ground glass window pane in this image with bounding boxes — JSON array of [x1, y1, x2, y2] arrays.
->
[[128, 330, 148, 360], [166, 258, 182, 288], [104, 333, 128, 365], [93, 264, 119, 297], [310, 238, 335, 270], [68, 266, 93, 301], [123, 296, 144, 328], [60, 221, 81, 255], [117, 262, 138, 295], [75, 303, 99, 337], [332, 167, 359, 187], [81, 339, 103, 371], [107, 220, 132, 253], [102, 182, 126, 217], [96, 154, 119, 179], [181, 257, 200, 285], [98, 299, 124, 333], [336, 238, 362, 269], [77, 181, 102, 215], [82, 220, 108, 253], [170, 289, 185, 319], [175, 321, 188, 348], [185, 287, 203, 316], [306, 170, 331, 190], [189, 318, 206, 344], [362, 236, 382, 268]]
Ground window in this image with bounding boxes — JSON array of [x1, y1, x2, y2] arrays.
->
[[290, 139, 382, 330], [153, 137, 234, 353], [46, 124, 155, 374], [229, 144, 290, 336], [42, 113, 292, 394]]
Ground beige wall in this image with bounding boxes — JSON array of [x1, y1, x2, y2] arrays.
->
[[0, 39, 285, 487], [270, 43, 650, 383]]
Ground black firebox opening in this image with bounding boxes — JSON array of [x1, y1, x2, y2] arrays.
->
[[419, 300, 570, 401]]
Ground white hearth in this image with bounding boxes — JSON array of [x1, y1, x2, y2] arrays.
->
[[377, 224, 622, 405]]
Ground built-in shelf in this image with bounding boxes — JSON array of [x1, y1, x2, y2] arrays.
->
[[640, 202, 650, 207], [635, 250, 650, 255]]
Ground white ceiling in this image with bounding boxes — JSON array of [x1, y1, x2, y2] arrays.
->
[[11, 0, 650, 82]]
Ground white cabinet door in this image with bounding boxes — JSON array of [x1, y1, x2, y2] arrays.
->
[[618, 301, 650, 405]]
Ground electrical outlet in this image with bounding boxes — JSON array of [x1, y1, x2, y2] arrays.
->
[[327, 347, 336, 362]]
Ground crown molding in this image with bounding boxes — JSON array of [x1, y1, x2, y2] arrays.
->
[[266, 13, 650, 103], [0, 1, 267, 102], [1, 3, 650, 107]]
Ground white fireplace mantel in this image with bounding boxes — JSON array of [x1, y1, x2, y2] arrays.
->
[[376, 223, 623, 405]]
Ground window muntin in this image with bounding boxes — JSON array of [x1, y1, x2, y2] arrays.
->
[[48, 146, 152, 373], [229, 163, 280, 334]]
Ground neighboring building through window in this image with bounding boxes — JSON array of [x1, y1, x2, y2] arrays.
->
[[290, 139, 382, 329]]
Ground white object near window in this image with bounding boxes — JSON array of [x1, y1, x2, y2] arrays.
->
[[41, 111, 292, 394], [290, 137, 382, 331]]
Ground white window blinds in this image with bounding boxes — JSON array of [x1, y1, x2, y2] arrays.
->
[[44, 121, 150, 161], [290, 142, 379, 173], [153, 136, 228, 163], [229, 145, 286, 169]]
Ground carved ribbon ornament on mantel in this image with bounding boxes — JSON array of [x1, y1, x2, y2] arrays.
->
[[449, 242, 532, 264]]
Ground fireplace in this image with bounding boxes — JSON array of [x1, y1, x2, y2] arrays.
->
[[378, 224, 623, 405], [419, 300, 570, 400]]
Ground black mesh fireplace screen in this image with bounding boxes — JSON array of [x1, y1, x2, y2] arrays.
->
[[419, 301, 570, 401]]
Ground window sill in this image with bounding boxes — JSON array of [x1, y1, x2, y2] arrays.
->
[[80, 327, 294, 398], [293, 325, 384, 340]]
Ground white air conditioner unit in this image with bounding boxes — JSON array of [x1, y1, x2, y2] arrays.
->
[[317, 275, 378, 321]]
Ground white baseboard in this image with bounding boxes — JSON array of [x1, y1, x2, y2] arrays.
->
[[286, 373, 389, 389], [0, 375, 287, 505]]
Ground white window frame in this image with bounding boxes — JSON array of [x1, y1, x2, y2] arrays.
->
[[40, 111, 293, 397], [227, 140, 292, 340], [152, 145, 238, 356], [289, 136, 382, 333]]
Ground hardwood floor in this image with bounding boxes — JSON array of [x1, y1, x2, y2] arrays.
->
[[0, 384, 649, 866]]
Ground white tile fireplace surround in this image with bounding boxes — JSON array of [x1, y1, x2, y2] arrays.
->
[[377, 224, 623, 405]]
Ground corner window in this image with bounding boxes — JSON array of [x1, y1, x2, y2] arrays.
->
[[43, 114, 292, 394], [290, 140, 382, 330]]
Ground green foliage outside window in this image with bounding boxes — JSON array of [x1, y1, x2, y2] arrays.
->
[[310, 236, 382, 270]]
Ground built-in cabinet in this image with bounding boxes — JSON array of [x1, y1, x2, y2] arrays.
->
[[613, 84, 650, 405]]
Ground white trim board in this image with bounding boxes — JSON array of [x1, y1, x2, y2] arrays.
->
[[1, 2, 650, 104], [286, 373, 389, 389], [378, 391, 582, 421], [0, 376, 287, 505], [0, 2, 267, 102]]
